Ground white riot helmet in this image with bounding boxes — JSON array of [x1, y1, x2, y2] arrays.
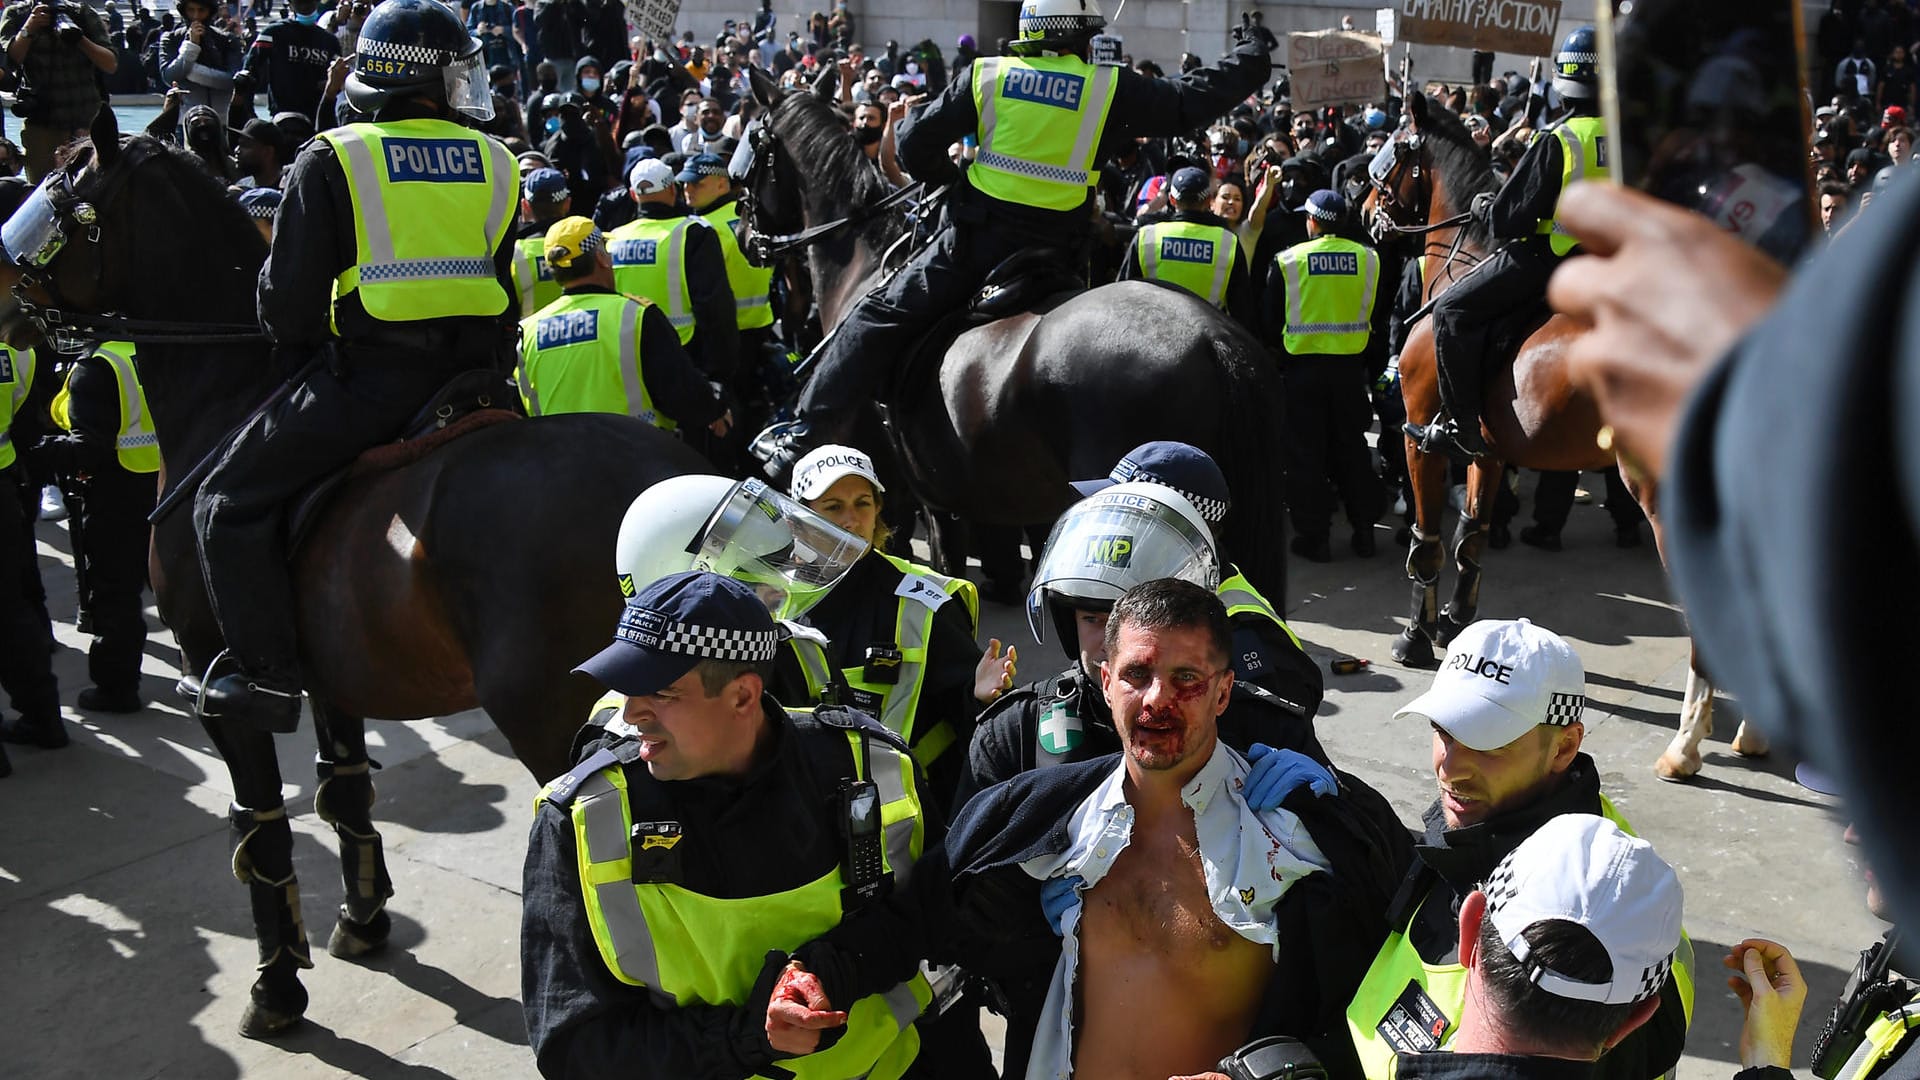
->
[[613, 474, 869, 620], [1026, 481, 1220, 644], [1013, 0, 1105, 54]]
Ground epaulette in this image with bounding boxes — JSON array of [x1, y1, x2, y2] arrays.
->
[[538, 739, 641, 810], [811, 702, 913, 757]]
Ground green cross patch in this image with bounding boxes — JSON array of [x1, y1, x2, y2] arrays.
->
[[1038, 702, 1082, 755]]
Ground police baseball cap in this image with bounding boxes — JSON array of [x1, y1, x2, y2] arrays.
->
[[237, 185, 282, 220], [675, 152, 730, 183], [522, 166, 570, 202], [542, 216, 603, 268], [1071, 441, 1231, 525], [575, 572, 784, 697], [1482, 814, 1684, 1006], [1169, 166, 1211, 200], [1394, 618, 1587, 751], [630, 158, 676, 194], [790, 444, 886, 502], [1305, 188, 1346, 222]]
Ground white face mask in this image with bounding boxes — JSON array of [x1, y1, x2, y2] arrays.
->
[[904, 62, 918, 75]]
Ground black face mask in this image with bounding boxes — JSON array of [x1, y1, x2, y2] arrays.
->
[[855, 125, 883, 145], [1280, 176, 1306, 209]]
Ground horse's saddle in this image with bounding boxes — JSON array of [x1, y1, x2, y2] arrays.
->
[[883, 247, 1084, 408], [286, 369, 522, 554]]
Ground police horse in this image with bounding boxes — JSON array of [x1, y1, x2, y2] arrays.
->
[[0, 108, 713, 1036], [1362, 90, 1766, 779], [740, 67, 1294, 605]]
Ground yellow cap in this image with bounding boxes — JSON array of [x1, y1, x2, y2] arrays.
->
[[544, 216, 604, 268]]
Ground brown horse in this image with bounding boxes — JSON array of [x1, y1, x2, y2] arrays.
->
[[1362, 92, 1765, 779], [0, 110, 713, 1036]]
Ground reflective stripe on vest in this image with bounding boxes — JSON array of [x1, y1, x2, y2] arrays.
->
[[1536, 116, 1610, 256], [52, 343, 160, 473], [1137, 220, 1237, 308], [561, 727, 930, 1080], [706, 201, 775, 331], [1276, 235, 1380, 356], [608, 215, 699, 342], [1835, 994, 1920, 1080], [511, 234, 562, 317], [970, 56, 1118, 211], [1218, 572, 1304, 650], [1345, 795, 1695, 1079], [319, 121, 516, 327], [516, 292, 672, 428], [0, 344, 35, 470]]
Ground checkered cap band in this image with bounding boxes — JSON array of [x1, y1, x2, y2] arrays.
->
[[1483, 845, 1673, 1006], [1544, 691, 1585, 726], [614, 604, 778, 662], [1557, 51, 1597, 64], [1021, 13, 1103, 33], [358, 37, 458, 68], [1112, 458, 1231, 524]]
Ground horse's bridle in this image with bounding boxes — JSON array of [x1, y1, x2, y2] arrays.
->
[[738, 115, 932, 266], [1366, 133, 1436, 241]]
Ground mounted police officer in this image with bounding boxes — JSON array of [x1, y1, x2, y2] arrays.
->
[[511, 166, 572, 316], [520, 570, 940, 1080], [192, 0, 518, 730], [1119, 165, 1256, 327], [1406, 26, 1607, 462], [0, 336, 64, 771], [1266, 189, 1389, 563], [758, 0, 1278, 472]]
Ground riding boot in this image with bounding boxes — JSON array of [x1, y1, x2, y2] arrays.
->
[[202, 658, 304, 733]]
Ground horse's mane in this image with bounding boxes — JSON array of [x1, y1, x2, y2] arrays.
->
[[1416, 101, 1498, 249], [107, 134, 268, 262], [767, 87, 903, 245]]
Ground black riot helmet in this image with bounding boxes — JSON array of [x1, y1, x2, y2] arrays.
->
[[1553, 26, 1599, 101], [345, 0, 493, 121]]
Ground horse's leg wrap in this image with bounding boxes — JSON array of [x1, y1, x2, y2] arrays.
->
[[1393, 529, 1445, 666], [229, 802, 315, 972], [1440, 514, 1489, 639], [314, 756, 394, 951]]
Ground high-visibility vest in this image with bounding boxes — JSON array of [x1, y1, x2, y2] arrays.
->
[[1831, 990, 1920, 1080], [1345, 795, 1696, 1079], [967, 55, 1118, 212], [516, 291, 673, 429], [1218, 570, 1305, 651], [608, 214, 704, 344], [317, 120, 517, 329], [702, 199, 775, 331], [792, 552, 980, 769], [1274, 234, 1381, 357], [0, 344, 36, 470], [1135, 219, 1238, 308], [51, 341, 159, 474], [510, 231, 562, 317], [1535, 115, 1610, 256], [541, 711, 932, 1080]]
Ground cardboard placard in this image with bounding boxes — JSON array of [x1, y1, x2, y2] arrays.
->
[[1394, 0, 1562, 56], [1288, 30, 1386, 111], [624, 0, 681, 43]]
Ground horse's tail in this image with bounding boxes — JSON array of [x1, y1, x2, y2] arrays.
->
[[1205, 324, 1290, 607]]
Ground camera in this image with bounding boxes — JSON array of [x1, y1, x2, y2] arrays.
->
[[52, 6, 82, 45]]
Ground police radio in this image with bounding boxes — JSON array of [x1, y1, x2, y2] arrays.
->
[[1812, 933, 1912, 1078], [1218, 1036, 1328, 1080], [839, 780, 886, 906]]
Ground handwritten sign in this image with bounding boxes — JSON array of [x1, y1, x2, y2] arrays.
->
[[624, 0, 681, 43], [1395, 0, 1562, 56], [1288, 30, 1385, 112]]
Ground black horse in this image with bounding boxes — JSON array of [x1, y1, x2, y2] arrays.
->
[[743, 67, 1293, 602], [0, 108, 712, 1036]]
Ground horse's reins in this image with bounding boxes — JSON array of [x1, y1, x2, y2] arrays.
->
[[739, 114, 939, 263], [1368, 133, 1493, 329]]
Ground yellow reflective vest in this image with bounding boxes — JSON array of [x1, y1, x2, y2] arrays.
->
[[1535, 115, 1610, 256], [0, 343, 36, 470], [608, 214, 704, 344], [1830, 989, 1919, 1080], [968, 55, 1118, 212], [50, 341, 160, 474], [541, 708, 932, 1080], [1274, 234, 1381, 357], [1218, 570, 1305, 651], [510, 231, 563, 317], [1345, 794, 1695, 1079], [1135, 219, 1239, 308], [516, 291, 673, 429], [317, 120, 517, 329], [702, 199, 776, 331]]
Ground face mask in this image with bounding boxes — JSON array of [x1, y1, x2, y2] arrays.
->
[[545, 115, 561, 135], [580, 76, 601, 93], [292, 9, 318, 22], [856, 125, 883, 145], [905, 62, 918, 75], [1235, 138, 1249, 156], [683, 104, 698, 123]]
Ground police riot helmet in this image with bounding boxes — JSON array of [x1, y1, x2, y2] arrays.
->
[[1026, 481, 1219, 646], [1012, 0, 1105, 56], [345, 0, 494, 122], [1552, 26, 1599, 101]]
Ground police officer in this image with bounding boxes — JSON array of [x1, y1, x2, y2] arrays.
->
[[511, 167, 573, 316], [1266, 188, 1389, 563], [1407, 26, 1607, 461], [36, 340, 159, 714], [678, 152, 780, 418], [759, 0, 1278, 470], [1342, 618, 1693, 1080], [192, 0, 518, 729], [516, 216, 731, 436], [606, 158, 739, 386], [1118, 165, 1256, 329], [0, 338, 64, 772], [521, 570, 939, 1080]]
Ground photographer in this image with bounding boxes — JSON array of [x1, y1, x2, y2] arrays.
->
[[0, 0, 118, 180], [159, 0, 242, 136]]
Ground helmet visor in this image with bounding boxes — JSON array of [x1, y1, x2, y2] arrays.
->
[[1025, 489, 1219, 641], [444, 46, 494, 122], [1, 179, 66, 269], [693, 479, 867, 620]]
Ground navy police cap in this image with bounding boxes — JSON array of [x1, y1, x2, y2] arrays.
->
[[574, 572, 782, 697]]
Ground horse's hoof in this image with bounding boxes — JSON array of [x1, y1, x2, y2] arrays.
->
[[1654, 751, 1702, 783], [1731, 730, 1772, 758], [327, 907, 392, 960], [1390, 629, 1436, 667], [1432, 614, 1471, 648], [238, 975, 308, 1039], [1489, 524, 1511, 550]]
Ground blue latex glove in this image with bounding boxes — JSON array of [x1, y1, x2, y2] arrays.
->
[[1039, 874, 1084, 937], [1244, 743, 1338, 810]]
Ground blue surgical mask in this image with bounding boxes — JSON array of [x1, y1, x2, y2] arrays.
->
[[580, 76, 601, 93], [545, 115, 561, 135], [293, 9, 318, 22]]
